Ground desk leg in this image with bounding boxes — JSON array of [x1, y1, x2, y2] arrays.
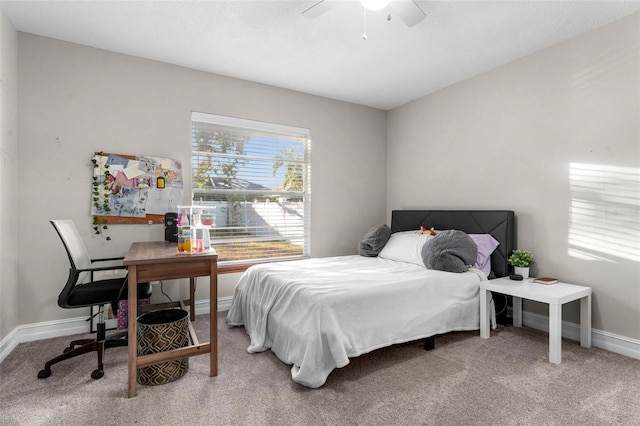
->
[[480, 289, 490, 339], [210, 259, 218, 377], [189, 277, 196, 322], [127, 266, 138, 398], [580, 294, 592, 348], [549, 303, 562, 364], [513, 296, 522, 327]]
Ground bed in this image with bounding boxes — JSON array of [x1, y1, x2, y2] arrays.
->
[[226, 210, 515, 388]]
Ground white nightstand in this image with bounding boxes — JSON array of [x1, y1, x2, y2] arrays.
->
[[480, 277, 592, 364]]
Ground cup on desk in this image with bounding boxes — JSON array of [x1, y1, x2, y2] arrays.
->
[[190, 238, 203, 253], [191, 228, 204, 253], [177, 226, 192, 253], [201, 214, 215, 226]]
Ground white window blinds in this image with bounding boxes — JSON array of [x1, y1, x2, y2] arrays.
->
[[191, 112, 311, 264]]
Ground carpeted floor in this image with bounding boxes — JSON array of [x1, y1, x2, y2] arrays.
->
[[1, 312, 639, 426]]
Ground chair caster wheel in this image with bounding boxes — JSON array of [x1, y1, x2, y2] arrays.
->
[[38, 369, 51, 379], [91, 369, 104, 379]]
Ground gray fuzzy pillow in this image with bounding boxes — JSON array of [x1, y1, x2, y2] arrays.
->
[[421, 230, 478, 273], [358, 224, 392, 257]]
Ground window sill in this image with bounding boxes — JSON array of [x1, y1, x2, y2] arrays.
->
[[217, 257, 308, 275]]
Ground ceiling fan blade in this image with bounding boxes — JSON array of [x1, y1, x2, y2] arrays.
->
[[302, 1, 336, 19], [392, 0, 426, 27]]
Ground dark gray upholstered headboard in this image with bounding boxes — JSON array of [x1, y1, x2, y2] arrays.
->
[[390, 210, 515, 278]]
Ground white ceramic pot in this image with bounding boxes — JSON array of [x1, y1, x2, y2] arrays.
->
[[514, 266, 530, 278]]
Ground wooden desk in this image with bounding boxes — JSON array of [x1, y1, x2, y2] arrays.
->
[[123, 241, 218, 397]]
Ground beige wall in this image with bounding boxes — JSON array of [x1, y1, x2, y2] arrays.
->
[[16, 34, 387, 326], [5, 12, 639, 346], [0, 9, 19, 342], [387, 13, 640, 339]]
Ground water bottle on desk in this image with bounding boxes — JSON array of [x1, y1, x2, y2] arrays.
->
[[192, 228, 204, 253], [177, 208, 190, 227]]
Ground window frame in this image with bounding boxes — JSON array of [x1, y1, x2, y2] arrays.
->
[[190, 112, 311, 269]]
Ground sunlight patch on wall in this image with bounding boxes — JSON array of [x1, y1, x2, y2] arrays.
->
[[569, 163, 640, 263]]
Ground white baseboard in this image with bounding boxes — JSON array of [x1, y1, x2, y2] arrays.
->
[[0, 296, 233, 364], [522, 310, 640, 360], [192, 295, 233, 316], [2, 301, 638, 364]]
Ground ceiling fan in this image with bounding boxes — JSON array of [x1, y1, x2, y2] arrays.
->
[[303, 0, 427, 28]]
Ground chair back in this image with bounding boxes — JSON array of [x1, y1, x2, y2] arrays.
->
[[51, 220, 93, 284], [51, 220, 131, 310]]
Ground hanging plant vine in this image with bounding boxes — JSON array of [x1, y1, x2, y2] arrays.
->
[[92, 151, 112, 214], [92, 216, 111, 240], [91, 151, 112, 240]]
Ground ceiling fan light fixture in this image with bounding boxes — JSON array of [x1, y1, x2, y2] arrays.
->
[[360, 0, 390, 11]]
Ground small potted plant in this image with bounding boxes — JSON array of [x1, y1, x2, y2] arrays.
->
[[508, 250, 534, 278]]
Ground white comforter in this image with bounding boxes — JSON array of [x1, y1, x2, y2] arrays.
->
[[226, 255, 485, 388]]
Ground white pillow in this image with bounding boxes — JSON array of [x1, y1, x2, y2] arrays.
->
[[378, 231, 433, 266]]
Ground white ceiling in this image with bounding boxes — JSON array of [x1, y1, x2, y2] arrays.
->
[[2, 0, 640, 110]]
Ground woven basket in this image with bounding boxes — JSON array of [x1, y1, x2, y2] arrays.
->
[[136, 309, 189, 386]]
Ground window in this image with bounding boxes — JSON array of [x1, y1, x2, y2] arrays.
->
[[191, 112, 310, 265]]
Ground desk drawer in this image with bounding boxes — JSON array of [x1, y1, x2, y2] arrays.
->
[[133, 259, 216, 282]]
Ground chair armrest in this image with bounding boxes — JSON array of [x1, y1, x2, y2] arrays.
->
[[74, 264, 128, 273], [91, 256, 125, 263]]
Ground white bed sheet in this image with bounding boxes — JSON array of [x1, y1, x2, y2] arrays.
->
[[226, 255, 485, 388]]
